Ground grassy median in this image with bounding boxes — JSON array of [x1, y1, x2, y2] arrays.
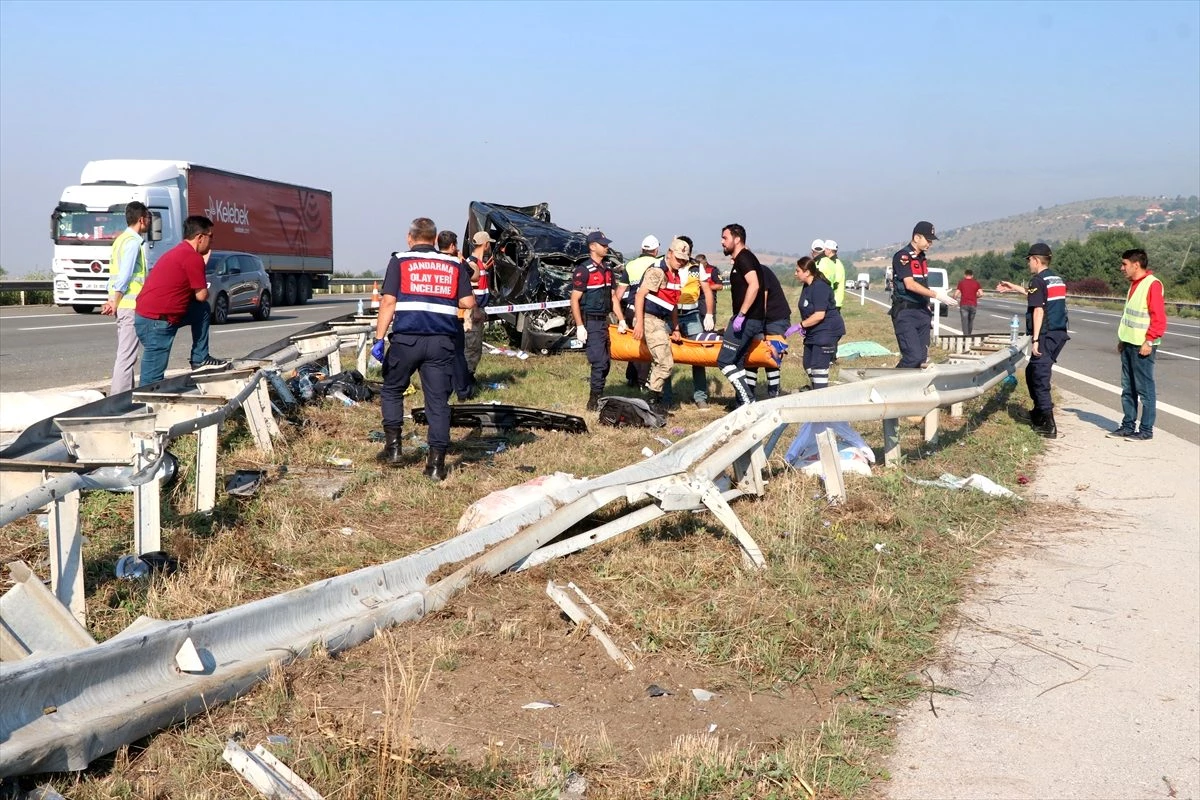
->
[[0, 291, 1046, 799]]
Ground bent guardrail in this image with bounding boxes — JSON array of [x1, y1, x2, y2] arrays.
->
[[0, 337, 1030, 777]]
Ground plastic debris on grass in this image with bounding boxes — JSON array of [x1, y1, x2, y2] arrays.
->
[[836, 340, 897, 360], [785, 422, 876, 477], [907, 472, 1019, 499]]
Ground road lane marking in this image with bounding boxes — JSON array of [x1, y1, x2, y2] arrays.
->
[[211, 320, 327, 334], [20, 321, 113, 331], [1054, 365, 1200, 424], [1158, 349, 1200, 362]]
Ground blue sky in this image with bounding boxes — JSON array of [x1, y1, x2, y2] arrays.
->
[[1, 0, 1197, 274]]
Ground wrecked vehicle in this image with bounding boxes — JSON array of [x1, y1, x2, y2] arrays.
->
[[464, 201, 624, 354]]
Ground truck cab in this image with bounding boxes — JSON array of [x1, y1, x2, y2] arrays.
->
[[50, 161, 185, 312]]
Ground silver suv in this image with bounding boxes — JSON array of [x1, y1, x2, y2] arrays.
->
[[205, 251, 272, 323]]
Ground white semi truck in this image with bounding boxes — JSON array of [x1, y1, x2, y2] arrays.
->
[[50, 160, 334, 313]]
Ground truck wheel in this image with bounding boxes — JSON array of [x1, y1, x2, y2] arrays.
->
[[283, 275, 298, 306], [252, 291, 272, 321], [271, 274, 285, 306], [213, 293, 230, 324], [73, 305, 95, 314], [299, 276, 312, 305]]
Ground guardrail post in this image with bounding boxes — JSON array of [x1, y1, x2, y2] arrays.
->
[[882, 418, 901, 466], [950, 402, 964, 418], [47, 489, 85, 624], [815, 428, 846, 505], [133, 437, 162, 555], [923, 409, 940, 443], [194, 427, 218, 515], [253, 379, 283, 440]]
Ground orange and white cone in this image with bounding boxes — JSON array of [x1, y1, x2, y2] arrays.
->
[[370, 282, 381, 311]]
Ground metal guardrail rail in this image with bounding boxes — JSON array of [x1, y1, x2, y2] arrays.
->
[[0, 335, 1030, 777]]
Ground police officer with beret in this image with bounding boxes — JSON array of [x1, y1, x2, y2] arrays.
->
[[571, 231, 623, 411], [373, 217, 475, 480], [890, 220, 957, 368], [996, 242, 1069, 438]]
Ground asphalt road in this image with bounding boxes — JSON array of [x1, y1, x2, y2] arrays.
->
[[859, 289, 1200, 444], [0, 297, 362, 393]]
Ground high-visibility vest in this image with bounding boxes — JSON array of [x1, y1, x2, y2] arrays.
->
[[109, 228, 147, 310], [641, 261, 681, 320], [1117, 273, 1162, 346]]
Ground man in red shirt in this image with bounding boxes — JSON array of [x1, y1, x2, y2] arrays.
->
[[134, 215, 220, 385], [952, 269, 984, 335]]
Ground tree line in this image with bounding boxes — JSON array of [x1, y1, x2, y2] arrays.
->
[[930, 218, 1200, 299]]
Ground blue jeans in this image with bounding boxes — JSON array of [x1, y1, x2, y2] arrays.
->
[[134, 300, 211, 386], [1119, 342, 1156, 432], [677, 310, 707, 403]]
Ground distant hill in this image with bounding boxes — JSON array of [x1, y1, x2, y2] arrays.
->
[[852, 195, 1200, 264]]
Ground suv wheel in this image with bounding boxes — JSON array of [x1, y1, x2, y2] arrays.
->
[[252, 291, 272, 321], [213, 293, 230, 324]]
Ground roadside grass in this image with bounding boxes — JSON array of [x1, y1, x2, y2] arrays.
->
[[2, 290, 1049, 799]]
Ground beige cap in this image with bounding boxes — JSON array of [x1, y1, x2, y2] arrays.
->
[[668, 238, 691, 260], [472, 231, 494, 246]]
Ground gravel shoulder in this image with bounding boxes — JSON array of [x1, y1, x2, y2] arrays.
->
[[886, 388, 1200, 799]]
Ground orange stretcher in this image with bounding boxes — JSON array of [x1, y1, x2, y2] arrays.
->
[[607, 325, 787, 368]]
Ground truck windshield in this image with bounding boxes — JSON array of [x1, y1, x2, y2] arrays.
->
[[54, 211, 127, 245]]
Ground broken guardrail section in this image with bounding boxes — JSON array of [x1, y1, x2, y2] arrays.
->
[[0, 338, 1029, 777]]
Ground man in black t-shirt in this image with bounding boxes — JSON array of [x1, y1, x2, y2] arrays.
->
[[716, 223, 766, 406], [744, 265, 792, 399]]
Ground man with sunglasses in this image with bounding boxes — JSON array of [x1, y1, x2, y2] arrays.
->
[[133, 215, 225, 385]]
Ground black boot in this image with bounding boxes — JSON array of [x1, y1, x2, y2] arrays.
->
[[423, 448, 449, 481], [1029, 408, 1044, 429], [376, 425, 404, 465], [1034, 410, 1058, 439], [648, 391, 667, 418], [586, 391, 601, 411]]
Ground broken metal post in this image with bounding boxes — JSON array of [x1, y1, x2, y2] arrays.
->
[[950, 401, 964, 418], [815, 428, 846, 506], [545, 581, 634, 671], [883, 418, 901, 466], [326, 348, 342, 378], [697, 479, 766, 570], [924, 409, 940, 443], [354, 332, 368, 375], [194, 426, 218, 516], [133, 436, 162, 555], [46, 490, 84, 624], [1, 560, 96, 661]]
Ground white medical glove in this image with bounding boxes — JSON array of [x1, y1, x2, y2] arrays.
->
[[576, 325, 588, 344], [702, 314, 714, 332], [617, 319, 628, 334]]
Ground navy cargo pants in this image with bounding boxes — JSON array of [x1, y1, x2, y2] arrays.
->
[[1026, 329, 1069, 413], [381, 332, 455, 450], [585, 314, 611, 393], [716, 317, 765, 406], [892, 305, 932, 368]]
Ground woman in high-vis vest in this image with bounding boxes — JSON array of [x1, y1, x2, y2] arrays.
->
[[101, 202, 150, 395], [1108, 248, 1167, 441]]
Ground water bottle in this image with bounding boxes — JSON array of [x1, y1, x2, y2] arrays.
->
[[356, 298, 365, 315], [329, 388, 356, 406], [1009, 315, 1020, 345]]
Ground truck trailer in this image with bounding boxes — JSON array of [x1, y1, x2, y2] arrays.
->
[[50, 160, 333, 312]]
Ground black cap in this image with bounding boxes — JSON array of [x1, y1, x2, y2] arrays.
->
[[586, 231, 612, 246], [913, 221, 938, 241], [1027, 242, 1052, 258]]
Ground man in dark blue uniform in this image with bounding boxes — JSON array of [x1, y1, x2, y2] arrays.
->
[[571, 231, 622, 411], [996, 243, 1069, 438], [373, 217, 475, 481], [890, 220, 957, 368]]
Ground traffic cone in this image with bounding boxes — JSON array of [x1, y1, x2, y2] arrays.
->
[[370, 282, 381, 311]]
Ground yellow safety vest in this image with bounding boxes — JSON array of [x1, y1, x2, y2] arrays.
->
[[1117, 273, 1162, 346], [109, 228, 147, 310]]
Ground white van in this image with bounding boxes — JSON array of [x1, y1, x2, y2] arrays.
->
[[855, 272, 870, 291], [925, 267, 950, 316]]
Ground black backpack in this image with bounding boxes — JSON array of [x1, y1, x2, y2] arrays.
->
[[597, 396, 664, 428]]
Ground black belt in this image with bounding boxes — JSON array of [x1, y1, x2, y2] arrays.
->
[[892, 299, 929, 311], [585, 313, 609, 319]]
